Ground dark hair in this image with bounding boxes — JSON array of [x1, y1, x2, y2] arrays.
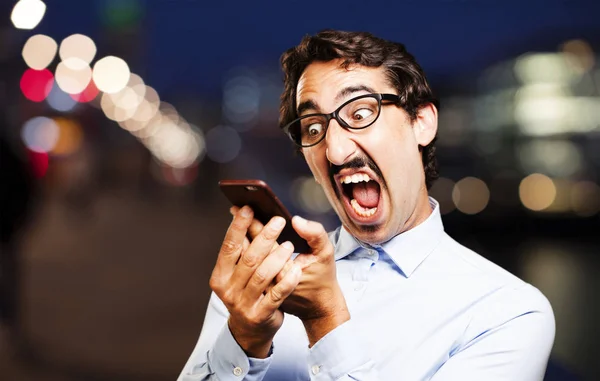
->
[[279, 30, 439, 189]]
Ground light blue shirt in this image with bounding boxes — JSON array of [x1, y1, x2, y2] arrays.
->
[[178, 198, 555, 380]]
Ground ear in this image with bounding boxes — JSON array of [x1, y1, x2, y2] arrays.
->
[[413, 103, 438, 146]]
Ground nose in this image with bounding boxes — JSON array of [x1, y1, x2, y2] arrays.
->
[[325, 119, 357, 166]]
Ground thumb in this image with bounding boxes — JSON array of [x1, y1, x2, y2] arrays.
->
[[292, 216, 332, 257]]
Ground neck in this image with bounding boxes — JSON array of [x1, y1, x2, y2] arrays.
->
[[401, 188, 433, 234]]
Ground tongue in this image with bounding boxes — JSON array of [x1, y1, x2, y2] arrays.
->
[[352, 182, 380, 208]]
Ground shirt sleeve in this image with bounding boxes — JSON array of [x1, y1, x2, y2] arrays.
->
[[177, 292, 273, 381], [431, 284, 555, 381], [306, 319, 380, 380], [306, 284, 554, 381]]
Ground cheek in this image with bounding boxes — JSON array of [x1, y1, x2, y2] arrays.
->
[[304, 150, 329, 183]]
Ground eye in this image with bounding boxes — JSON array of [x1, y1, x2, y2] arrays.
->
[[306, 123, 323, 137], [353, 108, 374, 120]]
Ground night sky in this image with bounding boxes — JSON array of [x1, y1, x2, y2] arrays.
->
[[23, 0, 600, 96]]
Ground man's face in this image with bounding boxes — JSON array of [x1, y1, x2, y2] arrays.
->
[[296, 59, 437, 244]]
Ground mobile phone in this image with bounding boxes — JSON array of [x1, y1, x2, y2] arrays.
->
[[218, 179, 311, 253]]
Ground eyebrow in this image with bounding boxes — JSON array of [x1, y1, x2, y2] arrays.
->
[[296, 84, 377, 116], [335, 85, 376, 103]]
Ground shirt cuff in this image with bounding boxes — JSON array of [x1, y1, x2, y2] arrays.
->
[[307, 319, 371, 380], [207, 323, 273, 380]]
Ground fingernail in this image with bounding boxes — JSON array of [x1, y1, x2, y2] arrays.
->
[[293, 216, 307, 225], [281, 241, 294, 251], [241, 206, 252, 217], [272, 216, 285, 229], [292, 265, 301, 276]]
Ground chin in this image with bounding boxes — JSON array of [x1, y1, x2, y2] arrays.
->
[[345, 222, 391, 245]]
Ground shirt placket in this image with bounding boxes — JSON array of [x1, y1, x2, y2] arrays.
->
[[351, 247, 379, 299]]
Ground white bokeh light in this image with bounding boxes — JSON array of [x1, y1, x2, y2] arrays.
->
[[59, 34, 97, 64], [55, 58, 92, 94], [92, 56, 131, 94], [11, 0, 46, 30], [22, 34, 57, 70]]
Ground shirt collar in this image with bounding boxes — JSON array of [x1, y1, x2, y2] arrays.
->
[[332, 197, 445, 278]]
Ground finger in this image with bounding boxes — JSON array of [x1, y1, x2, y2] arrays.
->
[[273, 259, 294, 284], [247, 218, 265, 241], [241, 236, 250, 256], [259, 263, 302, 312], [291, 216, 331, 256], [231, 206, 278, 252], [248, 218, 280, 253], [212, 206, 254, 279], [232, 216, 287, 288], [244, 241, 295, 299]]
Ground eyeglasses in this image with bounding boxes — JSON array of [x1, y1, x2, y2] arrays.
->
[[282, 93, 400, 148]]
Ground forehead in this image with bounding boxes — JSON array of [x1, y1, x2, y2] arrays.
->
[[296, 60, 390, 108]]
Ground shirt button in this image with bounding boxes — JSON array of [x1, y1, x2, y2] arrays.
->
[[368, 249, 376, 256], [233, 366, 243, 376], [311, 365, 321, 375]]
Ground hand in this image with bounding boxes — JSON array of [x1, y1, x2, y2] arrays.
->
[[243, 212, 350, 347], [209, 206, 302, 358], [284, 216, 350, 346]]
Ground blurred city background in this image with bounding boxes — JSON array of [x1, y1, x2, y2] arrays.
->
[[1, 0, 599, 380]]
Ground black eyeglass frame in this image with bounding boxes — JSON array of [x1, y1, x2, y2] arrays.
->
[[282, 93, 400, 148]]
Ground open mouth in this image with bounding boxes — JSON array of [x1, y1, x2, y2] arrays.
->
[[338, 172, 382, 221]]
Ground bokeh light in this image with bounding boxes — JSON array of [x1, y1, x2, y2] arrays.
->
[[109, 73, 145, 111], [147, 124, 204, 168], [159, 102, 180, 124], [92, 56, 131, 94], [291, 177, 331, 214], [11, 0, 46, 30], [514, 53, 578, 85], [452, 177, 490, 215], [27, 150, 49, 178], [50, 118, 83, 156], [223, 68, 261, 129], [70, 80, 99, 103], [561, 40, 595, 74], [205, 125, 242, 163], [130, 86, 160, 123], [130, 114, 163, 139], [59, 34, 97, 64], [546, 179, 572, 213], [21, 116, 59, 153], [47, 83, 78, 112], [22, 34, 57, 70], [55, 58, 93, 94], [518, 140, 583, 178], [519, 173, 557, 212], [428, 177, 456, 214], [101, 92, 135, 122], [20, 68, 53, 102]]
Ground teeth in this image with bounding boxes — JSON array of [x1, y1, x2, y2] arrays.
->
[[350, 199, 377, 217], [341, 173, 372, 184]]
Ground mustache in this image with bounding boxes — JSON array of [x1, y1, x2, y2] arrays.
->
[[328, 154, 386, 190]]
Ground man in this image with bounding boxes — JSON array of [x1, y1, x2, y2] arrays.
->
[[178, 30, 555, 380]]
